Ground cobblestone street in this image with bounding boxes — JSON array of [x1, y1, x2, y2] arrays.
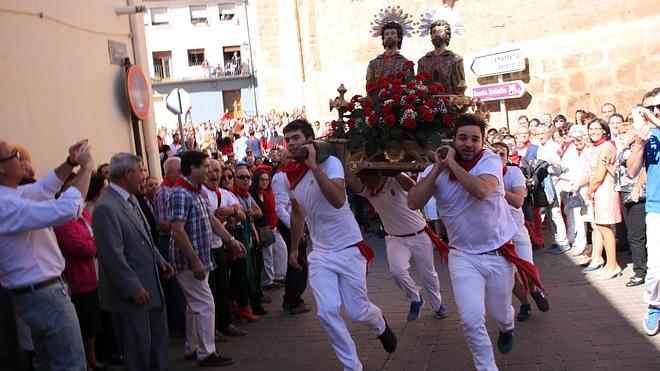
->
[[167, 231, 660, 370]]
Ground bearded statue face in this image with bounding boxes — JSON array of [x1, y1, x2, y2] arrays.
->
[[430, 22, 451, 47], [381, 23, 403, 49]]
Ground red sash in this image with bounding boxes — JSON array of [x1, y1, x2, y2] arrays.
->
[[423, 226, 449, 265], [277, 161, 309, 190], [448, 151, 484, 181], [498, 241, 548, 295], [355, 241, 375, 275]]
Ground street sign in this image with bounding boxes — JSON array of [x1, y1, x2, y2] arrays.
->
[[165, 88, 191, 115], [470, 48, 524, 77], [472, 80, 526, 102], [126, 66, 150, 120]]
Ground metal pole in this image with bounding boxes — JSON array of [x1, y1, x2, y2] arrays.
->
[[177, 89, 186, 152], [243, 1, 258, 116], [498, 74, 509, 131]]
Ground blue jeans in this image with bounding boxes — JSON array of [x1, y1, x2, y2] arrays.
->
[[11, 280, 86, 371]]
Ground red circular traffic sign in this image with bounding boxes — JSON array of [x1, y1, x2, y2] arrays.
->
[[126, 66, 151, 120]]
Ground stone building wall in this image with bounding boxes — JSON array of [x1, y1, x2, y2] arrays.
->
[[251, 0, 660, 130]]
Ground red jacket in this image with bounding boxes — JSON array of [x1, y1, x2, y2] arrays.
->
[[54, 208, 98, 294]]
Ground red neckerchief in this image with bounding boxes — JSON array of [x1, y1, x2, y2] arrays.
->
[[423, 226, 449, 265], [161, 177, 175, 187], [277, 160, 309, 190], [498, 241, 548, 295], [576, 144, 584, 156], [592, 137, 607, 147], [508, 153, 520, 165], [518, 140, 531, 150], [174, 176, 202, 194], [233, 187, 250, 198], [448, 151, 485, 181]]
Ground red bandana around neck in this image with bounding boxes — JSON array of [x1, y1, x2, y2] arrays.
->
[[161, 177, 176, 187], [448, 151, 485, 181], [508, 153, 521, 165], [591, 137, 607, 147], [517, 141, 531, 150], [277, 161, 309, 190], [234, 187, 250, 198], [174, 176, 202, 194]]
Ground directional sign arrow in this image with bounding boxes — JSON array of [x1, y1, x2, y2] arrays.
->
[[470, 48, 524, 77], [471, 80, 526, 102]]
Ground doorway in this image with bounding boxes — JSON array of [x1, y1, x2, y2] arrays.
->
[[222, 90, 242, 118]]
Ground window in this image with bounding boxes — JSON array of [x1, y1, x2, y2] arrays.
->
[[150, 8, 169, 26], [219, 3, 235, 21], [153, 51, 172, 80], [190, 5, 208, 25], [187, 49, 205, 66], [222, 46, 241, 75]]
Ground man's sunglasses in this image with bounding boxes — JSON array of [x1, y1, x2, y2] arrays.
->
[[644, 104, 660, 111], [236, 175, 250, 180], [0, 150, 21, 163]]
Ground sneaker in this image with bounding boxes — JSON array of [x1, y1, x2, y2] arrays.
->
[[407, 296, 424, 322], [197, 353, 234, 367], [530, 291, 549, 312], [543, 244, 561, 254], [377, 318, 397, 353], [516, 304, 531, 322], [434, 304, 449, 319], [289, 302, 312, 315], [550, 244, 571, 255], [643, 307, 660, 336], [497, 331, 514, 355], [220, 324, 246, 337]]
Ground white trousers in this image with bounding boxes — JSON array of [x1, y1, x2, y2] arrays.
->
[[385, 232, 443, 310], [176, 270, 216, 359], [262, 228, 288, 285], [545, 197, 568, 246], [563, 193, 588, 251], [644, 213, 660, 306], [308, 247, 386, 371], [449, 249, 515, 371], [512, 224, 533, 263]]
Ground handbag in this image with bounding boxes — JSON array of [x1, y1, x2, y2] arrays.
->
[[564, 192, 586, 209], [257, 226, 276, 247]]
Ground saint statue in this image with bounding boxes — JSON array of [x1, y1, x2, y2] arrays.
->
[[417, 9, 466, 95], [366, 6, 415, 83]]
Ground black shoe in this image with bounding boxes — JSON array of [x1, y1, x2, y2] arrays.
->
[[184, 352, 197, 361], [220, 324, 246, 337], [197, 353, 233, 367], [377, 318, 397, 353], [289, 302, 312, 315], [530, 291, 549, 312], [497, 331, 514, 355], [516, 304, 531, 322], [252, 306, 268, 315], [626, 276, 645, 287]]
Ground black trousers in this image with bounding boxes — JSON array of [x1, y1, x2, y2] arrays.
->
[[158, 234, 186, 334], [208, 248, 232, 330], [278, 221, 309, 308], [622, 201, 647, 278]]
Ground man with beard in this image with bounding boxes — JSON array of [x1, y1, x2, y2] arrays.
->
[[281, 119, 396, 370], [417, 17, 466, 95], [366, 7, 415, 83], [408, 114, 545, 370]]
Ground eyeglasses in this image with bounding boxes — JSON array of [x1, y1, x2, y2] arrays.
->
[[0, 150, 20, 163], [236, 175, 250, 180], [221, 174, 233, 180], [644, 104, 660, 111]]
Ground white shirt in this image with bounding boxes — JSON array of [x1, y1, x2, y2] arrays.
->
[[537, 139, 561, 166], [0, 171, 84, 288], [233, 137, 248, 160], [434, 151, 517, 254], [503, 166, 526, 227], [203, 186, 238, 249], [359, 177, 426, 235], [287, 156, 362, 252], [556, 143, 593, 194], [272, 171, 291, 229], [418, 165, 440, 220]]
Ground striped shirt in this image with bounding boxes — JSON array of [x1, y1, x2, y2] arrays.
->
[[168, 177, 216, 272]]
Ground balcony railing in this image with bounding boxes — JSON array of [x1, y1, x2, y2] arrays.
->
[[151, 62, 252, 84]]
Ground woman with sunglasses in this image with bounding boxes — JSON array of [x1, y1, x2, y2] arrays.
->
[[230, 165, 267, 317], [583, 119, 622, 279]]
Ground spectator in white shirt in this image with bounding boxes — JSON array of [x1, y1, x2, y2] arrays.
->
[[0, 138, 95, 371]]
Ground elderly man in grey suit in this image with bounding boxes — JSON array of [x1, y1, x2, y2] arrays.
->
[[92, 153, 174, 371]]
